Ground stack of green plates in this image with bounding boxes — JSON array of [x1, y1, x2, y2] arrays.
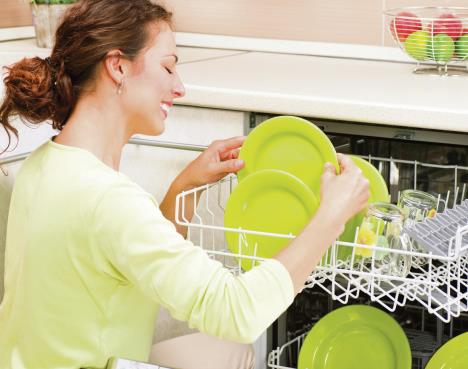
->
[[224, 116, 337, 270], [223, 116, 389, 270]]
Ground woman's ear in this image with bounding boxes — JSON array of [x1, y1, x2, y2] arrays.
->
[[103, 50, 128, 85]]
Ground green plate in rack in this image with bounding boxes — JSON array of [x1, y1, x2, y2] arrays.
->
[[298, 305, 411, 369], [224, 169, 319, 271], [337, 156, 389, 260], [237, 116, 339, 196], [426, 332, 468, 369]]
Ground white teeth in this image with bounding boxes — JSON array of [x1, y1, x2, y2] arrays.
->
[[160, 103, 170, 114]]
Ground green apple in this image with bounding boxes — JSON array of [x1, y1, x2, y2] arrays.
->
[[427, 34, 455, 63], [404, 30, 429, 61], [455, 34, 468, 60]]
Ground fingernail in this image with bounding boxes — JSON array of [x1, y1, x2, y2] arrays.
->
[[236, 160, 244, 168]]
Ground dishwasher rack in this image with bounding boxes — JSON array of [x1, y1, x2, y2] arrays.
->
[[266, 290, 467, 369], [175, 155, 468, 324]]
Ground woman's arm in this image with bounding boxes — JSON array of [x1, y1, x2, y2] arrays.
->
[[159, 136, 245, 238], [93, 154, 368, 344], [275, 154, 369, 293], [159, 176, 196, 238]]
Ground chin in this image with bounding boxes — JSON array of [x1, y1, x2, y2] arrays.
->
[[135, 119, 165, 136]]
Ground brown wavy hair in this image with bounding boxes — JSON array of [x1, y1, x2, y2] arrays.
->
[[0, 0, 172, 154]]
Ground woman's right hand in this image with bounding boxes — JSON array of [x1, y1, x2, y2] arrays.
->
[[275, 153, 370, 294], [317, 153, 370, 237]]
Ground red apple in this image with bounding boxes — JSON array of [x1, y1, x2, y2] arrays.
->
[[390, 12, 422, 42], [430, 13, 463, 40]]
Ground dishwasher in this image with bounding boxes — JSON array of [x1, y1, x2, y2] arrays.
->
[[173, 112, 468, 369]]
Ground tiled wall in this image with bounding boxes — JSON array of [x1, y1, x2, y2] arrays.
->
[[2, 0, 468, 46]]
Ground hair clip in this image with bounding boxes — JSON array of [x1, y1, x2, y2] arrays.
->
[[45, 57, 53, 67]]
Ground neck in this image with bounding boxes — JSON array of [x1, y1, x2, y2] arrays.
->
[[53, 92, 132, 171]]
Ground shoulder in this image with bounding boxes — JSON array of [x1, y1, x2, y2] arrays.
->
[[92, 175, 161, 223]]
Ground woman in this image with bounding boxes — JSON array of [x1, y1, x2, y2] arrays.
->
[[0, 1, 369, 368]]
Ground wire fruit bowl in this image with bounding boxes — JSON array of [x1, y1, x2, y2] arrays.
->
[[384, 7, 468, 76]]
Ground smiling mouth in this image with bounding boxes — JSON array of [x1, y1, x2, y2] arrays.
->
[[160, 102, 171, 118]]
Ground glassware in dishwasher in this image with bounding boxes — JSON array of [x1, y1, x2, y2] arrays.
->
[[398, 189, 439, 264], [356, 202, 411, 278]]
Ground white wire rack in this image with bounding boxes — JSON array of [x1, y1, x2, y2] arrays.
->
[[267, 332, 307, 369], [176, 156, 468, 324]]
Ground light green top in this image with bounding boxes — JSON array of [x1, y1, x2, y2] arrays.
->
[[0, 140, 294, 369]]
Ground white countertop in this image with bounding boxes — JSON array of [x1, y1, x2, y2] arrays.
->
[[176, 51, 468, 133], [1, 35, 468, 133]]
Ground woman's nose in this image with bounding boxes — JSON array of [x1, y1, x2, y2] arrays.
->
[[172, 74, 186, 98]]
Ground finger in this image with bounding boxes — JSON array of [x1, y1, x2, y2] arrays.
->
[[214, 159, 245, 174], [337, 154, 360, 174], [213, 136, 246, 152], [336, 153, 352, 172], [220, 147, 241, 161], [321, 162, 336, 184], [324, 162, 337, 175]]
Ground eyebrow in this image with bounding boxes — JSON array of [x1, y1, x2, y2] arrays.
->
[[164, 54, 179, 64]]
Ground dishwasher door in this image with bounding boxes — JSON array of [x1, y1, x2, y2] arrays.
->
[[246, 113, 468, 369]]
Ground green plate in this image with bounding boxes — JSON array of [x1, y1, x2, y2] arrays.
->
[[237, 116, 339, 196], [298, 305, 411, 369], [337, 156, 389, 260], [224, 169, 319, 271], [426, 332, 468, 369]]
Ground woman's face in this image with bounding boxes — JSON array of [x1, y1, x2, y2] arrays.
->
[[123, 23, 185, 136]]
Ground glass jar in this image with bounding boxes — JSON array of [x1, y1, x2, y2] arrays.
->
[[397, 189, 438, 256], [398, 189, 438, 222], [356, 202, 411, 277]]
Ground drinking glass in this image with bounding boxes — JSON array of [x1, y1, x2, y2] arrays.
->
[[398, 189, 438, 258], [356, 202, 411, 277]]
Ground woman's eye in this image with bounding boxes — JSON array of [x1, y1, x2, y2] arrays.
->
[[165, 67, 173, 75]]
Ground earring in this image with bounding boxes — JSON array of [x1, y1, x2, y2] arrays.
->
[[117, 78, 124, 95]]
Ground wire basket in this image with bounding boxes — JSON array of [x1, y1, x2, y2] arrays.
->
[[384, 7, 468, 76], [175, 156, 468, 323]]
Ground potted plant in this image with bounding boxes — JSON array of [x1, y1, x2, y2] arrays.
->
[[30, 0, 77, 48]]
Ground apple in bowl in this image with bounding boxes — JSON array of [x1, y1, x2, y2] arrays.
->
[[427, 34, 455, 63], [430, 13, 463, 40], [390, 11, 422, 42], [455, 32, 468, 59], [404, 30, 430, 61]]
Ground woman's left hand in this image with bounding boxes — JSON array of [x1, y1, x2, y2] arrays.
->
[[175, 136, 246, 190]]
